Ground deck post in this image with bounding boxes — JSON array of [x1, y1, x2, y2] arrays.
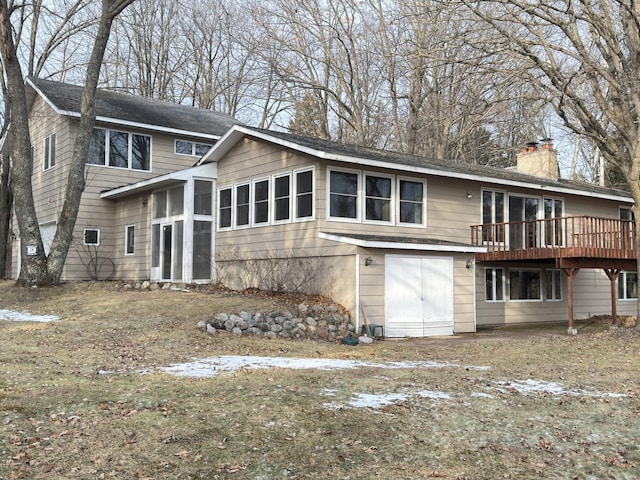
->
[[562, 268, 580, 332], [604, 269, 621, 325]]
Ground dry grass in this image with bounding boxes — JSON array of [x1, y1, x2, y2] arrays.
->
[[1, 281, 640, 479]]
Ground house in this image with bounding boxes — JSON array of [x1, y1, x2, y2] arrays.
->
[[10, 77, 238, 283], [10, 78, 637, 336]]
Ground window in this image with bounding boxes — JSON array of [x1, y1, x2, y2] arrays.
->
[[398, 179, 424, 225], [618, 272, 638, 300], [545, 269, 562, 301], [365, 174, 392, 223], [235, 183, 250, 227], [194, 180, 213, 216], [509, 269, 541, 300], [329, 170, 359, 219], [83, 228, 100, 246], [481, 190, 505, 242], [125, 225, 135, 255], [87, 128, 151, 171], [218, 187, 232, 229], [295, 169, 313, 219], [543, 198, 563, 247], [485, 268, 504, 302], [44, 133, 56, 170], [175, 140, 212, 157], [253, 179, 269, 225], [620, 207, 635, 221], [274, 174, 291, 222]]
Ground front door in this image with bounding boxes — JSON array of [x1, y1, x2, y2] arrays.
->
[[385, 255, 454, 337]]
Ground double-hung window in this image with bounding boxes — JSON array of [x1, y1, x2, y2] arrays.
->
[[365, 174, 392, 223], [218, 188, 232, 229], [329, 170, 359, 220], [44, 133, 56, 170], [294, 168, 314, 219], [398, 179, 425, 225], [235, 183, 250, 228], [273, 173, 291, 223], [253, 179, 270, 225]]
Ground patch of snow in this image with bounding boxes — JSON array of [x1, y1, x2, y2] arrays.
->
[[0, 309, 59, 323], [159, 355, 471, 378], [471, 392, 495, 399], [347, 392, 408, 408], [495, 379, 626, 398], [415, 390, 452, 400]]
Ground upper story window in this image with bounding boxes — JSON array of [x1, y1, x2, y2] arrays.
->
[[194, 180, 213, 216], [327, 168, 425, 226], [482, 190, 505, 242], [87, 128, 151, 171], [217, 167, 315, 231], [175, 140, 213, 157], [329, 170, 359, 219], [44, 133, 56, 170]]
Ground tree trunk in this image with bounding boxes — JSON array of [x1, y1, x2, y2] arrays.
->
[[0, 155, 12, 278], [47, 0, 134, 283]]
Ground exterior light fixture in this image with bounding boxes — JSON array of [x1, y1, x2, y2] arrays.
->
[[364, 256, 373, 266]]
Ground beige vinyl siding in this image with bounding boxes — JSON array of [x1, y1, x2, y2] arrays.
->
[[112, 195, 151, 280], [573, 269, 638, 319]]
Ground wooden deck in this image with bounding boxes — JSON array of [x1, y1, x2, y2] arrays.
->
[[471, 216, 637, 269]]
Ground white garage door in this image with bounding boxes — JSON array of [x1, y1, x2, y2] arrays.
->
[[385, 255, 454, 337]]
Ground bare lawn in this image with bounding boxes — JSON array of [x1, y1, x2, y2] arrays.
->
[[1, 281, 639, 479]]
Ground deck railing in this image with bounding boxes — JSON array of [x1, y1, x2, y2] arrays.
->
[[471, 216, 636, 259]]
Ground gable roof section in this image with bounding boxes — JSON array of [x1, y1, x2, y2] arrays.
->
[[201, 125, 633, 203], [27, 77, 239, 140]]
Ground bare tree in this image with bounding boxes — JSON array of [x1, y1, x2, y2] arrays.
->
[[0, 0, 135, 286], [460, 0, 640, 317]]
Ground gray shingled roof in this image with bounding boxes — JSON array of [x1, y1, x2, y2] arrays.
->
[[242, 126, 632, 200], [28, 77, 239, 138]]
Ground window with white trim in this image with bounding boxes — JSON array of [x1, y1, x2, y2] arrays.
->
[[618, 272, 638, 300], [365, 174, 393, 223], [217, 168, 315, 230], [175, 140, 212, 157], [235, 183, 250, 227], [84, 228, 100, 246], [218, 187, 232, 229], [545, 269, 562, 301], [125, 225, 135, 255], [294, 168, 313, 219], [44, 133, 56, 170], [194, 180, 213, 216], [87, 127, 151, 171], [273, 173, 291, 222], [253, 179, 270, 225], [481, 189, 505, 242], [509, 268, 541, 301], [329, 170, 359, 220], [485, 267, 504, 302], [398, 178, 425, 225]]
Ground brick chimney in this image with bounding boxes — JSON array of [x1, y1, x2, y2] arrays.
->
[[516, 138, 560, 180]]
